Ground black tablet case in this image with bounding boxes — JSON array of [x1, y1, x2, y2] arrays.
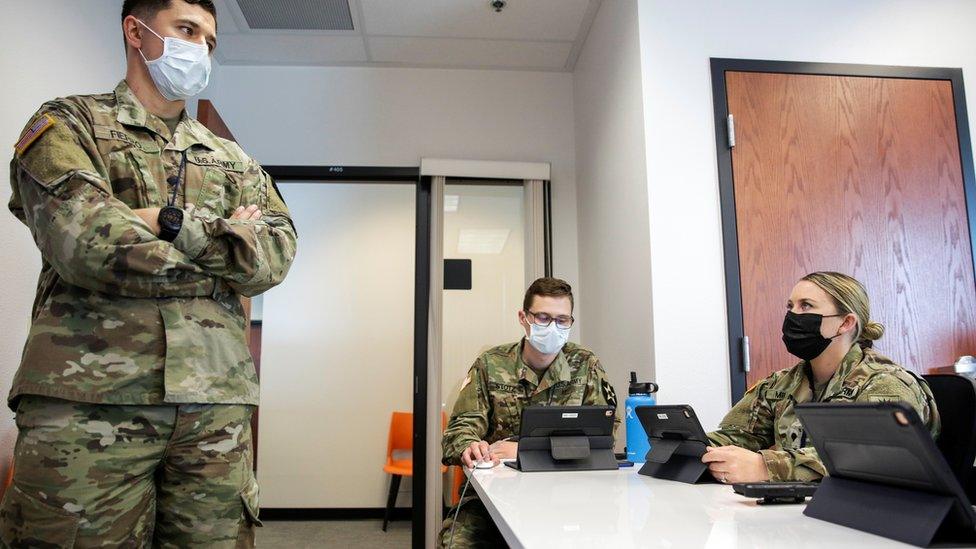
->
[[635, 405, 713, 484], [796, 402, 976, 547], [512, 406, 617, 472]]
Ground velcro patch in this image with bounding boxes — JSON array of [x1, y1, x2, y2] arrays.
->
[[14, 114, 55, 155], [186, 154, 245, 173], [93, 126, 160, 153], [601, 379, 618, 408]]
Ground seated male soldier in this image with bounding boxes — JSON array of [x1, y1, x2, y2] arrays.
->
[[439, 277, 619, 548]]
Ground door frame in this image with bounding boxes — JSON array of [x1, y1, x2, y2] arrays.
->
[[262, 165, 429, 547], [709, 58, 976, 402]]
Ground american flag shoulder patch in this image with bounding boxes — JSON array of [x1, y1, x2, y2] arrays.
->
[[14, 113, 56, 155]]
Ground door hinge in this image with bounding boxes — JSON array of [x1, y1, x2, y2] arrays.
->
[[741, 335, 751, 373], [727, 114, 736, 149]]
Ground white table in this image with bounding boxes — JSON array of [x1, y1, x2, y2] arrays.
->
[[465, 463, 915, 548]]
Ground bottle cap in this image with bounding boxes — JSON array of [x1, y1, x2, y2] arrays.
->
[[628, 371, 659, 395]]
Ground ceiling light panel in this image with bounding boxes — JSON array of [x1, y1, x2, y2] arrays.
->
[[458, 229, 510, 254], [444, 195, 460, 213], [237, 0, 355, 30]]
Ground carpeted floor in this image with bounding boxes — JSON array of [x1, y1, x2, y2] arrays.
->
[[257, 519, 412, 548]]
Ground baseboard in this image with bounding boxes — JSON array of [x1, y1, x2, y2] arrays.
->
[[261, 507, 412, 521]]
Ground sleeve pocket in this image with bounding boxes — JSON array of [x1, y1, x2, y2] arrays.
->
[[0, 484, 81, 547]]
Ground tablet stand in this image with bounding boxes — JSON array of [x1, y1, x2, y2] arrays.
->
[[804, 476, 975, 547], [515, 434, 617, 472], [637, 437, 712, 484]]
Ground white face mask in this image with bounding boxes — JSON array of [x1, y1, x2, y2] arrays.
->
[[138, 20, 211, 101], [527, 322, 570, 355]]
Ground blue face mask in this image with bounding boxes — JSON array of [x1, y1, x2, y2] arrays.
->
[[138, 20, 211, 101], [527, 322, 570, 355]]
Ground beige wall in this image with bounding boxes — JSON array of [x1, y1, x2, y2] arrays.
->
[[0, 0, 127, 478], [206, 63, 583, 337], [257, 182, 416, 507], [573, 0, 653, 447]]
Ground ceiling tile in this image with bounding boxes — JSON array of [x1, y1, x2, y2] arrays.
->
[[216, 34, 368, 65], [361, 0, 592, 42], [369, 36, 571, 69]]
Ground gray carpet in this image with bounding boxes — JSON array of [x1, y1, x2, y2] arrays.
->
[[257, 520, 412, 548]]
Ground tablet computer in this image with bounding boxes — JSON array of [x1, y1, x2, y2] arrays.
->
[[508, 405, 616, 472], [635, 405, 713, 483], [635, 404, 709, 445], [796, 402, 976, 544]]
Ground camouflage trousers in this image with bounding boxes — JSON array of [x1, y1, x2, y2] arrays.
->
[[0, 396, 261, 548], [439, 497, 508, 549]]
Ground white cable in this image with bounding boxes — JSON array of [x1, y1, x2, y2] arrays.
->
[[448, 437, 516, 549], [447, 468, 474, 549]]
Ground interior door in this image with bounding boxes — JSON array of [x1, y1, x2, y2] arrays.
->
[[717, 64, 976, 395]]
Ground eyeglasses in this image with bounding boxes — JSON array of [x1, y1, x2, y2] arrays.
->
[[526, 310, 574, 329]]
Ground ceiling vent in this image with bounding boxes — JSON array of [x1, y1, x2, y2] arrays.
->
[[236, 0, 355, 31]]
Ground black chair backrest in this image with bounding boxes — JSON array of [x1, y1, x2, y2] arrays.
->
[[922, 374, 976, 499]]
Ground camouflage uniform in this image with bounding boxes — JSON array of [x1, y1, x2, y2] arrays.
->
[[439, 340, 619, 549], [3, 80, 296, 547], [708, 344, 940, 482]]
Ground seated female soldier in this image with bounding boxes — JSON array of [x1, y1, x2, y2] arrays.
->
[[703, 271, 940, 483]]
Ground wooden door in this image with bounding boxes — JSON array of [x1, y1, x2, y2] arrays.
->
[[722, 68, 976, 390]]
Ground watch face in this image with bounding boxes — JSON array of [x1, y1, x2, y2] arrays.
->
[[159, 206, 183, 229]]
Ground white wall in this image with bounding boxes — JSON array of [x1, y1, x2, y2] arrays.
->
[[636, 0, 976, 429], [573, 0, 654, 443], [205, 64, 581, 331], [0, 0, 126, 475]]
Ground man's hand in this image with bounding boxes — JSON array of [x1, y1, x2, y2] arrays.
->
[[701, 445, 769, 484], [461, 440, 499, 468], [230, 204, 262, 221], [489, 440, 518, 460], [132, 207, 161, 235]]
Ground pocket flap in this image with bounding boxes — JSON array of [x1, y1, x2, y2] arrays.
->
[[0, 484, 81, 547]]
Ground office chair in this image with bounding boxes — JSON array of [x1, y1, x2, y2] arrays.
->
[[923, 374, 976, 501]]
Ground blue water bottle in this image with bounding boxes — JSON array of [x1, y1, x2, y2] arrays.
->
[[625, 371, 659, 463]]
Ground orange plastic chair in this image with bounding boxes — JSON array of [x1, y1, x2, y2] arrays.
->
[[382, 411, 448, 531], [1, 463, 12, 497], [451, 465, 465, 506]]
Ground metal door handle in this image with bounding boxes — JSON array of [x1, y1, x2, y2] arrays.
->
[[742, 335, 751, 373]]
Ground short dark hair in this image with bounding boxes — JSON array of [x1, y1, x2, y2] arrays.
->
[[122, 0, 217, 26], [523, 277, 574, 312]]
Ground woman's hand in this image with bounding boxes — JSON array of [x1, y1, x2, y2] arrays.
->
[[701, 445, 769, 484]]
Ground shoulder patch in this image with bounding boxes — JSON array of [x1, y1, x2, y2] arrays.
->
[[601, 379, 618, 409], [14, 114, 56, 155]]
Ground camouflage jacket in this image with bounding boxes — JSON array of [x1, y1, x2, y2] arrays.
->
[[7, 80, 297, 409], [442, 340, 620, 466], [708, 344, 941, 481]]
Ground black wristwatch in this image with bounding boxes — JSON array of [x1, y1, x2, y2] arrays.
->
[[158, 205, 184, 242]]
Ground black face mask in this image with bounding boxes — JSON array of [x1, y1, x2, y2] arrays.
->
[[781, 311, 843, 361]]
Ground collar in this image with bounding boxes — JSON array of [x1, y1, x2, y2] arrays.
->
[[798, 344, 865, 401], [516, 339, 572, 394], [114, 80, 212, 151]]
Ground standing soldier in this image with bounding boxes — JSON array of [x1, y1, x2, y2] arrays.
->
[[440, 277, 619, 548], [1, 0, 296, 546]]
